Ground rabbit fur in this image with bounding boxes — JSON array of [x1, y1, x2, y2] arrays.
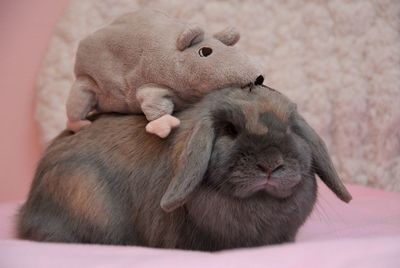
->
[[18, 86, 351, 251]]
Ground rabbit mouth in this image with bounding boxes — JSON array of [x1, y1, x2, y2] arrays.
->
[[264, 185, 296, 199], [250, 175, 302, 199]]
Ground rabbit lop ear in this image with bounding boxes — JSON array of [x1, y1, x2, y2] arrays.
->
[[160, 116, 215, 212], [292, 112, 352, 203], [213, 27, 240, 46], [177, 24, 205, 51]]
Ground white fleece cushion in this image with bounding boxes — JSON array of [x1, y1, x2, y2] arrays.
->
[[36, 0, 400, 191]]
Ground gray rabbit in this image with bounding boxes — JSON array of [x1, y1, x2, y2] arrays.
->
[[18, 86, 351, 251]]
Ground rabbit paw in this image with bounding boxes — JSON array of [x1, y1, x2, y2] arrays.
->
[[146, 114, 180, 138], [67, 120, 92, 133]]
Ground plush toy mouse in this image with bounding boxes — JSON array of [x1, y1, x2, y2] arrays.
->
[[66, 9, 264, 138]]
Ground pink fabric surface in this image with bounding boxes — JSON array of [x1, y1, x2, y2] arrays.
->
[[1, 184, 399, 267], [1, 236, 399, 268], [0, 0, 68, 202]]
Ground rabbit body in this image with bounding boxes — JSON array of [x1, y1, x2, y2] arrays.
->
[[18, 86, 351, 251]]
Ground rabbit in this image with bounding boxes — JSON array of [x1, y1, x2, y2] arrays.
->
[[17, 85, 352, 251]]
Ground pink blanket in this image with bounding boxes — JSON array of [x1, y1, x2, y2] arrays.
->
[[1, 184, 400, 267]]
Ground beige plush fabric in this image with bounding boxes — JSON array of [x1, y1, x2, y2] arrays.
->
[[65, 9, 261, 137], [36, 0, 400, 191]]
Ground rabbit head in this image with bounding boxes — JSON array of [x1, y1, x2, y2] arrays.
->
[[161, 85, 352, 213]]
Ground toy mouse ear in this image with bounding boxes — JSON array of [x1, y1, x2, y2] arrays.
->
[[292, 112, 352, 203], [177, 24, 205, 51], [213, 27, 240, 46]]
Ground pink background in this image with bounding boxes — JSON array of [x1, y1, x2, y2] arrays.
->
[[0, 0, 68, 202]]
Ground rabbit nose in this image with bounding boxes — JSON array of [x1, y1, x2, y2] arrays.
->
[[254, 75, 264, 86], [257, 161, 284, 177], [270, 162, 284, 175]]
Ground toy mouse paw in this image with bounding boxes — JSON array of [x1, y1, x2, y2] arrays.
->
[[67, 120, 92, 133], [145, 114, 180, 138]]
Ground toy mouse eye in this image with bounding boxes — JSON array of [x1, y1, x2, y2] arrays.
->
[[198, 47, 213, 57]]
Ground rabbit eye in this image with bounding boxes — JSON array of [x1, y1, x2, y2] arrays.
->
[[198, 47, 213, 57], [221, 122, 238, 138]]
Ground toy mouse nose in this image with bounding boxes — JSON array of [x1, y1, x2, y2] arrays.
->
[[254, 75, 264, 85]]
